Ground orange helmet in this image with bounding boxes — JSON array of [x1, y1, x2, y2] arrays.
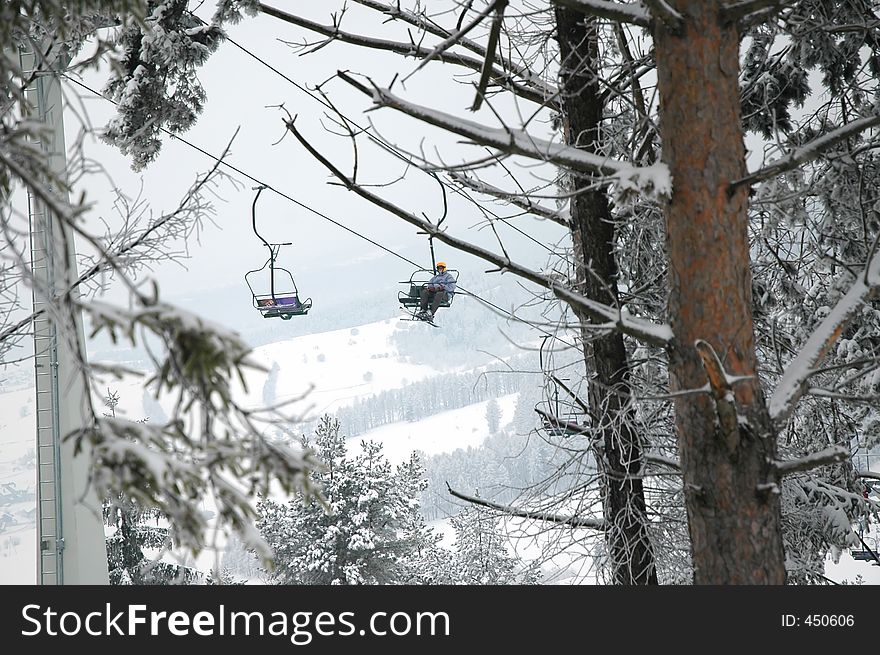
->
[[436, 261, 447, 269]]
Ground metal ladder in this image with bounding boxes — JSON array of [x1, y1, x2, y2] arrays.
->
[[20, 45, 65, 585]]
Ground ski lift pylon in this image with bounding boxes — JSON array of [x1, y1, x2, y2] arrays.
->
[[244, 186, 312, 320]]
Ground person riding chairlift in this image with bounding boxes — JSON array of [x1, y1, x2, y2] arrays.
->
[[417, 261, 455, 321]]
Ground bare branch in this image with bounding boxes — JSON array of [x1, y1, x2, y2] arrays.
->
[[260, 4, 552, 107], [471, 0, 508, 112], [448, 484, 606, 529], [338, 72, 672, 200], [350, 0, 556, 99], [282, 116, 673, 347], [403, 0, 502, 80]]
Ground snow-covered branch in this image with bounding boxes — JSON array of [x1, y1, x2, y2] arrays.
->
[[732, 113, 880, 191], [771, 445, 850, 477], [448, 484, 606, 529], [644, 452, 681, 471], [769, 250, 880, 426], [283, 116, 673, 347], [552, 0, 652, 28], [338, 72, 672, 202], [261, 4, 552, 108], [720, 0, 797, 25], [534, 407, 588, 435], [640, 0, 683, 30], [348, 0, 557, 100], [448, 171, 571, 228]]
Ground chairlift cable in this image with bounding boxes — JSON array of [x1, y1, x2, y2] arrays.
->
[[60, 74, 578, 349]]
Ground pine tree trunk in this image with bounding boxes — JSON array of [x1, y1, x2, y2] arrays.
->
[[555, 8, 657, 585], [653, 2, 786, 583]]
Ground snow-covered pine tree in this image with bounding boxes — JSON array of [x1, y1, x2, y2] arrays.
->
[[258, 416, 438, 584], [485, 397, 501, 434], [446, 504, 541, 585]]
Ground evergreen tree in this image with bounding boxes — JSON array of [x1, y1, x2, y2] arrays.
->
[[446, 505, 541, 585], [262, 361, 281, 407], [485, 398, 501, 434], [258, 416, 438, 584]]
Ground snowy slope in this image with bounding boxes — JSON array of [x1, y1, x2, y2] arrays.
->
[[0, 317, 513, 584], [3, 315, 879, 585]]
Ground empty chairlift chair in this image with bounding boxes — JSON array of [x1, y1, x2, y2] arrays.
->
[[245, 186, 312, 320]]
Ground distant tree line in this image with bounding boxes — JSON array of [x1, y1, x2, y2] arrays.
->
[[335, 362, 538, 437]]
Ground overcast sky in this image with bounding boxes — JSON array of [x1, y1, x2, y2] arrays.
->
[[58, 3, 568, 332]]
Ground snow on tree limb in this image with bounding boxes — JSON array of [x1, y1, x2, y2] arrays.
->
[[732, 113, 880, 190], [448, 484, 606, 529], [769, 249, 880, 426], [283, 116, 673, 347], [338, 72, 672, 202], [348, 0, 557, 100], [448, 171, 571, 227], [720, 0, 797, 25], [404, 0, 504, 80], [641, 0, 684, 29], [551, 0, 652, 28], [259, 4, 553, 107], [771, 445, 850, 477]]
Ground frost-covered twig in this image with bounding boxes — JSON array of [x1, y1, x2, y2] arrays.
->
[[448, 171, 570, 227], [284, 116, 673, 347], [338, 72, 673, 201], [732, 113, 880, 191], [448, 483, 606, 529]]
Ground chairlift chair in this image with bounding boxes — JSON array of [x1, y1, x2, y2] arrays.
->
[[398, 267, 460, 315], [534, 336, 589, 437], [245, 186, 312, 320], [245, 244, 312, 320]]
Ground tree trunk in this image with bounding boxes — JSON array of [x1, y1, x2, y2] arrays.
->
[[653, 2, 786, 583], [555, 8, 657, 585]]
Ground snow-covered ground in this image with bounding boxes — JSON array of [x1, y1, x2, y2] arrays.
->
[[347, 393, 518, 466], [0, 318, 521, 584], [3, 316, 879, 585]]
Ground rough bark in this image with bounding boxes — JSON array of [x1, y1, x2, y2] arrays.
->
[[555, 8, 657, 585], [653, 1, 786, 583]]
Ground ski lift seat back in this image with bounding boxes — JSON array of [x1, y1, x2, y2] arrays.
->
[[254, 293, 312, 320]]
